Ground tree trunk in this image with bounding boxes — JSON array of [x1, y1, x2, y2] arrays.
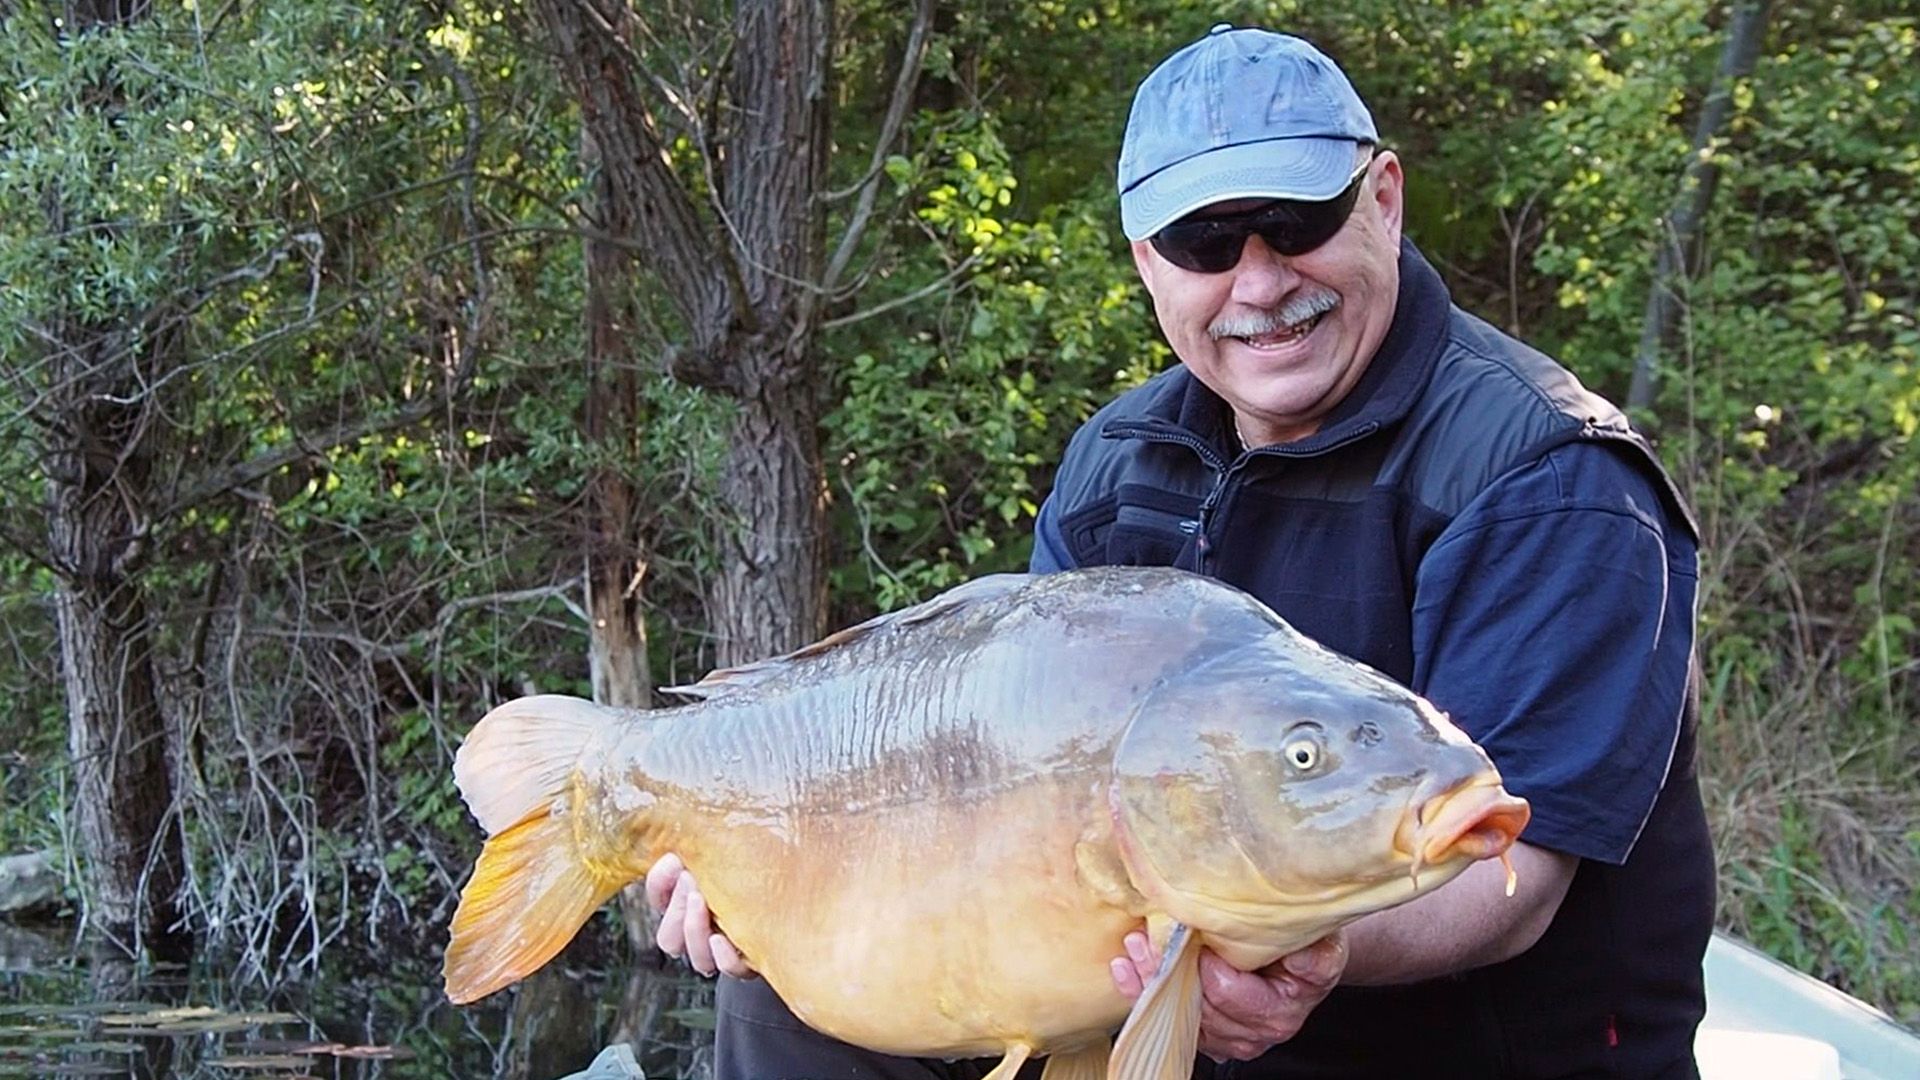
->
[[1628, 0, 1775, 410], [531, 0, 837, 666], [39, 0, 187, 963], [44, 331, 187, 959], [579, 127, 662, 959], [710, 377, 829, 664], [708, 0, 835, 662], [581, 134, 654, 719]]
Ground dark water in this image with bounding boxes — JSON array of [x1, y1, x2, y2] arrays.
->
[[0, 922, 714, 1079]]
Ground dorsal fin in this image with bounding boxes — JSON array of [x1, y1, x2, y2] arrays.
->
[[663, 573, 1031, 701]]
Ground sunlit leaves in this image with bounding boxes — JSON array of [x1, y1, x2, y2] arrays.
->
[[825, 106, 1159, 609]]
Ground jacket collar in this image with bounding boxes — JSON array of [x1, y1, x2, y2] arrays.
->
[[1105, 239, 1453, 458]]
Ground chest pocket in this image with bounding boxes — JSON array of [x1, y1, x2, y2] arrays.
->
[[1061, 484, 1204, 569]]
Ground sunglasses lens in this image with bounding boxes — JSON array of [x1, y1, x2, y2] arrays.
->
[[1262, 180, 1363, 256], [1149, 166, 1367, 272], [1260, 207, 1343, 257], [1150, 225, 1243, 273]]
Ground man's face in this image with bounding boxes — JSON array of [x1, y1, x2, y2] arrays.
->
[[1130, 151, 1406, 446]]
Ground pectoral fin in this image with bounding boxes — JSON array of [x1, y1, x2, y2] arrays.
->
[[980, 1042, 1033, 1080], [1039, 1037, 1109, 1080], [1108, 921, 1203, 1080]]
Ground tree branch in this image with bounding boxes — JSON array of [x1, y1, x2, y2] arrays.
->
[[533, 0, 734, 346], [821, 0, 936, 296], [165, 52, 496, 522], [822, 252, 980, 331], [159, 399, 431, 520], [438, 49, 491, 395]]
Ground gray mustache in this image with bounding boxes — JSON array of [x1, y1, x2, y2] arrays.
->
[[1208, 288, 1339, 340]]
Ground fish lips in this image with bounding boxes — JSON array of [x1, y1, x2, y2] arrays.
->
[[1401, 776, 1531, 876]]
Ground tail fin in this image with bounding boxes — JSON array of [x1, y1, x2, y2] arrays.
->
[[444, 809, 627, 1003], [443, 694, 632, 1004], [453, 694, 617, 836]]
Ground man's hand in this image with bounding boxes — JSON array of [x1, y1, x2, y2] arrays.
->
[[1109, 929, 1347, 1062], [643, 853, 757, 979]]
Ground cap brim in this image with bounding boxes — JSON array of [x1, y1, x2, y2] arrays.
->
[[1120, 137, 1362, 241]]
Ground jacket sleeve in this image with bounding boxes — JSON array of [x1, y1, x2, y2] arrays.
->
[[1028, 494, 1077, 574], [1410, 441, 1698, 865]]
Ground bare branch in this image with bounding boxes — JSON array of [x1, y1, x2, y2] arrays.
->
[[821, 0, 936, 295], [439, 51, 490, 395], [822, 252, 980, 331], [0, 516, 69, 578], [160, 398, 428, 521], [160, 60, 493, 522], [429, 582, 581, 725], [428, 584, 581, 646]]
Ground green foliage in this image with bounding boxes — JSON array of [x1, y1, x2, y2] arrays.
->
[[825, 111, 1162, 610]]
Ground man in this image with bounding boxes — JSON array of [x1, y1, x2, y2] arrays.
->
[[652, 24, 1715, 1079]]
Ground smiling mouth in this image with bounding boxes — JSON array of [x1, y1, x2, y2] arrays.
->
[[1235, 310, 1328, 348]]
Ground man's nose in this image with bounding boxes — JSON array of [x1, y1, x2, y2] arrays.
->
[[1230, 236, 1299, 307]]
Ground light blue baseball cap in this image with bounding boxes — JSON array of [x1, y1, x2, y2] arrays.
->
[[1118, 25, 1378, 242]]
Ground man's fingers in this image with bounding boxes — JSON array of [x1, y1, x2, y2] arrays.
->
[[1199, 1033, 1275, 1063], [644, 853, 685, 913], [1197, 997, 1274, 1060], [1109, 957, 1143, 999], [1195, 966, 1271, 1061], [1281, 931, 1349, 989], [681, 878, 717, 977], [1108, 932, 1343, 1059], [647, 861, 757, 980], [711, 932, 757, 980], [1108, 930, 1156, 1000], [654, 869, 690, 957], [1198, 950, 1290, 1011], [1191, 944, 1346, 1062], [1197, 950, 1293, 1030]]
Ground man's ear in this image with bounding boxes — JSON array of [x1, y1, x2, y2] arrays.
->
[[1369, 151, 1406, 244]]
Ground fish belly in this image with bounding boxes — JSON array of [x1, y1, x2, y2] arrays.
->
[[683, 773, 1139, 1059]]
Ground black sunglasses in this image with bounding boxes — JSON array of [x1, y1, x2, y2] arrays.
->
[[1149, 159, 1371, 273]]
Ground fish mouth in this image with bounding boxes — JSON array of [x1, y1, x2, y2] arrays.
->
[[1399, 775, 1531, 885]]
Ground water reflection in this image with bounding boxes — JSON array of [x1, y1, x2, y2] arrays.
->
[[0, 929, 715, 1079]]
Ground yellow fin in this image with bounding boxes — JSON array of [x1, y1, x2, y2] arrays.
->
[[1039, 1037, 1108, 1080], [443, 808, 626, 1004], [1109, 921, 1203, 1080], [980, 1042, 1033, 1080]]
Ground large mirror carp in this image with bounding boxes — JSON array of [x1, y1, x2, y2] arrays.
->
[[443, 567, 1528, 1078]]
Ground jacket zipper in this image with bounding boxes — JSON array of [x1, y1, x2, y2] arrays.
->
[[1191, 463, 1248, 574]]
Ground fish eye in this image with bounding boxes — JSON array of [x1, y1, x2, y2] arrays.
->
[[1283, 735, 1322, 772]]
